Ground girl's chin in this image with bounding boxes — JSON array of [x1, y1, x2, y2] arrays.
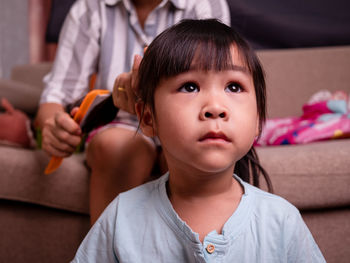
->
[[191, 160, 235, 174]]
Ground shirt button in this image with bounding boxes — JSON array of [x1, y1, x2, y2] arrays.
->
[[206, 244, 215, 254]]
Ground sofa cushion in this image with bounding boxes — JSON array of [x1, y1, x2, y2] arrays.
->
[[256, 139, 350, 210], [257, 46, 350, 118], [0, 146, 90, 214]]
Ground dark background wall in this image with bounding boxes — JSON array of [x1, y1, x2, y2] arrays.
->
[[228, 0, 350, 49], [46, 0, 350, 50]]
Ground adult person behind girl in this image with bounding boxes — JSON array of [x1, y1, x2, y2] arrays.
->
[[35, 0, 230, 225], [71, 19, 325, 262]]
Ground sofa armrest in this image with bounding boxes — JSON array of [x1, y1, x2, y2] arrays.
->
[[0, 78, 42, 116], [10, 62, 52, 90]]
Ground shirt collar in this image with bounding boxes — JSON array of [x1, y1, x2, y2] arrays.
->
[[104, 0, 185, 10]]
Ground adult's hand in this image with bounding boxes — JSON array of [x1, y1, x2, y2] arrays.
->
[[40, 105, 82, 158], [113, 54, 142, 114]]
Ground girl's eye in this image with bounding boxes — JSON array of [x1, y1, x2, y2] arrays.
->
[[178, 82, 199, 93], [225, 83, 242, 93]]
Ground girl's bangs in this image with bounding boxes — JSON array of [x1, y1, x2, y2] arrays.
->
[[161, 39, 238, 78]]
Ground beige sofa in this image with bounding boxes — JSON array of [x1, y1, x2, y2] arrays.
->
[[0, 46, 349, 263]]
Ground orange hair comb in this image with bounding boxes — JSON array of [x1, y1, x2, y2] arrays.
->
[[44, 89, 111, 175]]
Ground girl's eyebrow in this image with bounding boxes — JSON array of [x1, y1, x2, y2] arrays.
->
[[228, 64, 249, 73], [189, 64, 249, 74]]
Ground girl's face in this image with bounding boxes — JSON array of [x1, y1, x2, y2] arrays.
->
[[140, 46, 259, 176]]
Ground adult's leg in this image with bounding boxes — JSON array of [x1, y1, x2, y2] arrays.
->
[[86, 127, 157, 225]]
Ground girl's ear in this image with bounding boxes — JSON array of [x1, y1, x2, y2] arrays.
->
[[135, 101, 155, 137]]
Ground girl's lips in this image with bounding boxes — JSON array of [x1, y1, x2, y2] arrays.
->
[[199, 131, 231, 142]]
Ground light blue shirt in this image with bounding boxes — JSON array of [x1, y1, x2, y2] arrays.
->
[[72, 173, 326, 262]]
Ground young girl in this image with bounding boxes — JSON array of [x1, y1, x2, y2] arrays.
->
[[72, 19, 325, 262]]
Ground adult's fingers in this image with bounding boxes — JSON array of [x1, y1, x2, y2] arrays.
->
[[42, 129, 75, 157], [70, 106, 80, 118], [113, 72, 136, 114], [131, 54, 142, 94], [51, 124, 82, 149], [41, 113, 81, 155], [113, 75, 128, 110], [41, 119, 78, 157], [55, 111, 81, 136], [126, 83, 136, 115]]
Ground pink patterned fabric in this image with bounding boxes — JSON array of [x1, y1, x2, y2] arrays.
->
[[256, 91, 350, 146]]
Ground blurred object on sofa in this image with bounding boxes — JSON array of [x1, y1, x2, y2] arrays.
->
[[0, 98, 35, 148], [256, 90, 350, 146]]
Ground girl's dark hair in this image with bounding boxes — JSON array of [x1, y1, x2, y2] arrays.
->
[[138, 19, 272, 192]]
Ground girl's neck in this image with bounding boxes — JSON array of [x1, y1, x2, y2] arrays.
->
[[167, 165, 242, 199], [166, 168, 244, 242]]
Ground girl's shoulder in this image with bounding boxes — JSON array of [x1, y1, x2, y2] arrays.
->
[[116, 174, 167, 212], [238, 177, 301, 219]]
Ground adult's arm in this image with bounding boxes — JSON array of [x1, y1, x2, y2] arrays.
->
[[36, 0, 102, 156], [40, 0, 101, 107]]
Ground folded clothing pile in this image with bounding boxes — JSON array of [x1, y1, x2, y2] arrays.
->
[[256, 90, 350, 146]]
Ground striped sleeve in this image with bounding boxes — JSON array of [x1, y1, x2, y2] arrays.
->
[[40, 0, 102, 106]]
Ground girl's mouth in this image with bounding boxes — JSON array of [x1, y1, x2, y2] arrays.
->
[[199, 131, 231, 142]]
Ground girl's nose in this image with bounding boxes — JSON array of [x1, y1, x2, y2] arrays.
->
[[200, 105, 228, 120]]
